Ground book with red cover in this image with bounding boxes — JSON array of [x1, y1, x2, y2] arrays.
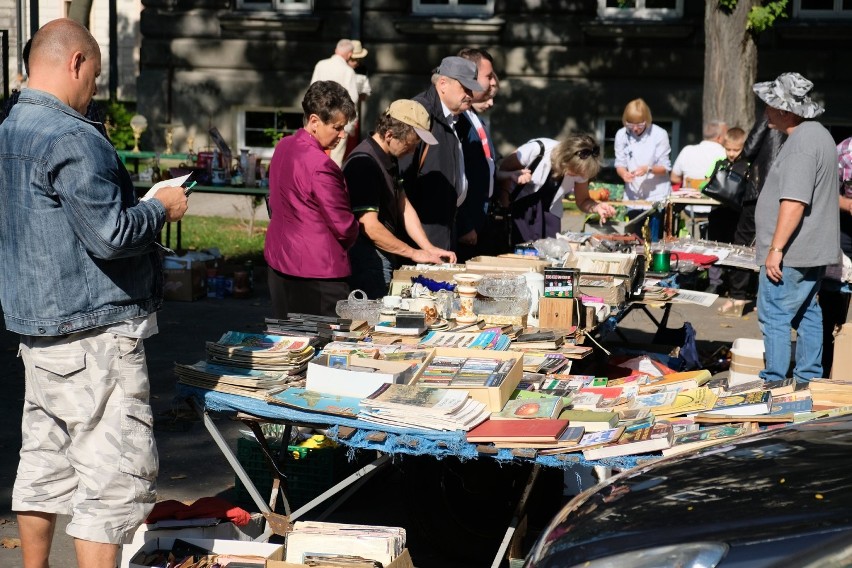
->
[[466, 418, 570, 443]]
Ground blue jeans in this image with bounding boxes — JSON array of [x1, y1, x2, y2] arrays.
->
[[757, 265, 825, 383]]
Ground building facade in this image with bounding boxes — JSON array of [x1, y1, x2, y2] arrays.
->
[[6, 1, 851, 169]]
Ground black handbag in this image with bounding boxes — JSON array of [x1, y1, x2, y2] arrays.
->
[[703, 159, 749, 211]]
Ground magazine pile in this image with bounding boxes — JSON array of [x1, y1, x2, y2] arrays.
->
[[358, 383, 490, 431], [175, 331, 315, 398]]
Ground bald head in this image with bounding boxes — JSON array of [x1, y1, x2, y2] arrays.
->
[[30, 18, 100, 73], [27, 19, 101, 115]]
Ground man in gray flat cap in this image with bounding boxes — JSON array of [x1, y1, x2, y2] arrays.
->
[[754, 71, 840, 384], [399, 55, 484, 251]]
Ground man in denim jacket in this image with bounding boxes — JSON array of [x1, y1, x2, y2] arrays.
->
[[0, 19, 187, 568]]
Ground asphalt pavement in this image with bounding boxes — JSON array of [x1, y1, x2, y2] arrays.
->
[[0, 210, 764, 567]]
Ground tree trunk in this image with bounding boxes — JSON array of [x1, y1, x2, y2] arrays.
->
[[703, 0, 760, 132], [68, 0, 93, 29]]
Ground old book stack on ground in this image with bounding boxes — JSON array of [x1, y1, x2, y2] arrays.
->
[[284, 521, 408, 567]]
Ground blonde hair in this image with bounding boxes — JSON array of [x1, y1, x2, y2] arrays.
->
[[622, 98, 653, 126], [724, 127, 747, 145], [551, 134, 602, 180]]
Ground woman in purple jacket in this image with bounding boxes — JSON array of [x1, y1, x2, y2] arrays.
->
[[264, 81, 359, 317]]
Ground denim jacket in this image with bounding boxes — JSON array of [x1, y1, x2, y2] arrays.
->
[[0, 90, 166, 336]]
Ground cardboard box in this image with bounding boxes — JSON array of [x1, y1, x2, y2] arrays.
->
[[269, 548, 414, 568], [831, 323, 852, 381], [538, 297, 579, 329], [120, 517, 265, 568], [125, 537, 283, 568], [389, 267, 462, 296], [163, 262, 207, 301], [730, 337, 765, 385], [415, 347, 523, 411], [306, 355, 422, 398], [465, 255, 551, 274]]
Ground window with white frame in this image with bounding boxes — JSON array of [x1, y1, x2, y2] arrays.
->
[[597, 0, 684, 20], [412, 0, 495, 17], [236, 0, 312, 13], [596, 117, 681, 166], [237, 108, 303, 159], [794, 0, 852, 18]]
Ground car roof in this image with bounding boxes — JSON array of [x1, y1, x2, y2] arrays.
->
[[525, 414, 852, 566]]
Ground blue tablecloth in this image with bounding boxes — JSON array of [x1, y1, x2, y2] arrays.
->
[[178, 384, 647, 470]]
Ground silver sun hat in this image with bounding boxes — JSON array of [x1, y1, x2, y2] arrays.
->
[[753, 72, 825, 119]]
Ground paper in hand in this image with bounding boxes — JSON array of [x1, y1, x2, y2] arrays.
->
[[140, 173, 192, 201]]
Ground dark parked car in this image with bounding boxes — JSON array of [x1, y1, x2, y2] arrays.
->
[[524, 414, 852, 568]]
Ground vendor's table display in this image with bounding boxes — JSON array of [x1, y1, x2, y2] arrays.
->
[[170, 231, 852, 567]]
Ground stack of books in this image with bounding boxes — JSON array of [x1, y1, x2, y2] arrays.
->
[[358, 383, 490, 431], [174, 360, 302, 399], [285, 521, 406, 566], [265, 314, 365, 342], [205, 331, 316, 372]]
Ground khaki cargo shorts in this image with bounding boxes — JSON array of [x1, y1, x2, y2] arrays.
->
[[13, 329, 158, 544]]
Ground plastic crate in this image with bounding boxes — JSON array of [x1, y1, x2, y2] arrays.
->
[[233, 437, 351, 510]]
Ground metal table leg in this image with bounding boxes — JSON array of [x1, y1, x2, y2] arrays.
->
[[491, 463, 542, 568]]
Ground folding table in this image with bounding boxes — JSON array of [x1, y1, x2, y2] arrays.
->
[[179, 384, 646, 566]]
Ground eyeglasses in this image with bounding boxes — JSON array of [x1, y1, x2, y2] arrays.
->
[[575, 146, 601, 160], [625, 121, 647, 129]]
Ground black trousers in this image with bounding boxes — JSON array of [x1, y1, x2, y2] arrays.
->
[[268, 268, 350, 318], [724, 201, 758, 301]]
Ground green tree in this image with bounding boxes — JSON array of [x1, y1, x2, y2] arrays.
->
[[703, 0, 789, 131]]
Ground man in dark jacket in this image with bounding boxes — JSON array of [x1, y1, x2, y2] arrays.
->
[[399, 56, 484, 251], [724, 110, 788, 304]]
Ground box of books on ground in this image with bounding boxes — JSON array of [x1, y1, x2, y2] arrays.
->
[[413, 347, 523, 411], [120, 514, 265, 568], [163, 252, 211, 302], [125, 536, 283, 568], [270, 521, 412, 568], [730, 337, 765, 385]]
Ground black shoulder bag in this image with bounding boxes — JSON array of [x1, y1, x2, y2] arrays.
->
[[703, 159, 750, 212]]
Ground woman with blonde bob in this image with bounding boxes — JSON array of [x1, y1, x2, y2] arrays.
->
[[498, 134, 616, 244], [614, 98, 672, 208]]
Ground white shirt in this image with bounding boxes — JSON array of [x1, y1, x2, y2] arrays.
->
[[614, 124, 672, 205], [441, 100, 468, 207], [464, 110, 495, 198], [672, 140, 726, 213], [672, 140, 726, 182], [310, 54, 359, 105], [515, 138, 587, 218]]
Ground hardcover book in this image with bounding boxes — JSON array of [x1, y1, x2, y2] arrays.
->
[[582, 423, 674, 460], [466, 418, 570, 443], [661, 424, 751, 457], [704, 390, 772, 416], [558, 409, 620, 432], [490, 397, 564, 420]]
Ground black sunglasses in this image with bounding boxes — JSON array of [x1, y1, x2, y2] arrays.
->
[[575, 146, 601, 160]]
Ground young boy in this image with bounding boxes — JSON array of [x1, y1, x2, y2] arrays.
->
[[710, 127, 751, 315]]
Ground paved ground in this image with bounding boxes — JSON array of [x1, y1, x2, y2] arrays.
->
[[0, 209, 763, 567]]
